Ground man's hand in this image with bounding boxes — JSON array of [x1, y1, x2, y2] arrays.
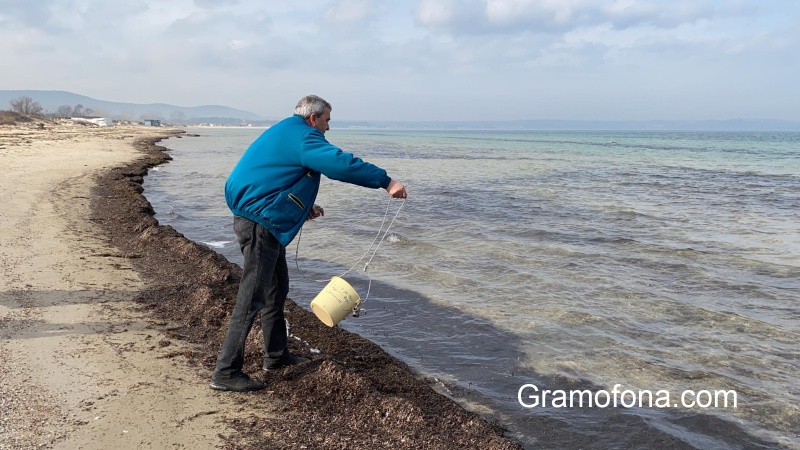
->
[[307, 204, 324, 221], [386, 180, 407, 199]]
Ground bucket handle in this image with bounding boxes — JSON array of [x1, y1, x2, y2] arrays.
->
[[351, 299, 363, 318], [295, 198, 406, 311]]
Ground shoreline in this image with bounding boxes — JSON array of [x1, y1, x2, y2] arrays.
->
[[0, 120, 522, 449], [0, 122, 262, 449], [107, 134, 525, 448], [131, 126, 792, 448]]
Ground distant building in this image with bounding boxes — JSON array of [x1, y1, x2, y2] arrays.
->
[[143, 119, 161, 127]]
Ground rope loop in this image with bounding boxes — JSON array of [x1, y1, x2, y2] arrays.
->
[[294, 197, 406, 307]]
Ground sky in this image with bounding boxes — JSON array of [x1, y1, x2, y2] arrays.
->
[[1, 0, 798, 121]]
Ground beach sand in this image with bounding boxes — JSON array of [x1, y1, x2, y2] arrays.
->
[[0, 119, 522, 449]]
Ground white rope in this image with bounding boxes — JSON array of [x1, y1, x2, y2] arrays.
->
[[294, 197, 405, 306]]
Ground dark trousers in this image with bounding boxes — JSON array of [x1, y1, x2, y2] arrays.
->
[[214, 216, 289, 376]]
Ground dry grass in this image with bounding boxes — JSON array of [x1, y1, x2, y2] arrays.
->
[[0, 110, 34, 125]]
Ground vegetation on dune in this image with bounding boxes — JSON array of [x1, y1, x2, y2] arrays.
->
[[2, 95, 150, 128], [4, 95, 99, 120], [0, 110, 34, 125], [2, 96, 46, 124], [8, 95, 44, 116]]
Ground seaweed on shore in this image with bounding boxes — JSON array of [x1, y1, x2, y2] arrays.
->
[[91, 132, 523, 450]]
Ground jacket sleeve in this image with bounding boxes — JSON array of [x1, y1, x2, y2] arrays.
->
[[298, 129, 392, 189]]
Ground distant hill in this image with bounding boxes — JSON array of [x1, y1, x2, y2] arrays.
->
[[0, 90, 262, 122], [3, 90, 797, 131]]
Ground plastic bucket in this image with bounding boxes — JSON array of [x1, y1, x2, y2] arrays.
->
[[310, 276, 361, 327]]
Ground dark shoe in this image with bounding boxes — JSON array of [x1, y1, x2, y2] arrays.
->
[[263, 353, 309, 370], [210, 372, 266, 392]]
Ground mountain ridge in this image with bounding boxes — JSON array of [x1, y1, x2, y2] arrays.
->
[[2, 90, 799, 131], [0, 90, 262, 121]]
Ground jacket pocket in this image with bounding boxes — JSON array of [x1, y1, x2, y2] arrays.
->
[[287, 193, 305, 210], [264, 173, 318, 231]]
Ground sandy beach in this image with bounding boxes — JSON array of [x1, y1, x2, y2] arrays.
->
[[0, 119, 522, 449]]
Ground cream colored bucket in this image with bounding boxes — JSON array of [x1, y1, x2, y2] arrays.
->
[[310, 276, 361, 327]]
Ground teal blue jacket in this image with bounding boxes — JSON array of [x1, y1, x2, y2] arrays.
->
[[225, 115, 392, 246]]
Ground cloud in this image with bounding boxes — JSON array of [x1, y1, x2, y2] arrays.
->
[[413, 0, 741, 36], [194, 0, 239, 8], [600, 0, 715, 29], [0, 1, 797, 120], [0, 0, 151, 35], [167, 9, 272, 38], [324, 0, 386, 25], [0, 0, 58, 29]]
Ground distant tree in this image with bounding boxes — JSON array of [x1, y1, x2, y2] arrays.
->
[[92, 108, 110, 118], [73, 104, 84, 117], [55, 105, 73, 117], [9, 96, 44, 116], [83, 107, 95, 116]]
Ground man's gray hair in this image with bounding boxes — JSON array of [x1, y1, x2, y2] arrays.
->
[[294, 95, 332, 119]]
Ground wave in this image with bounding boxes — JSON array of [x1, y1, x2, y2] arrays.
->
[[201, 240, 232, 249]]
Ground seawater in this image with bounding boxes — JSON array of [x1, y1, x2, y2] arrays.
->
[[144, 127, 800, 449]]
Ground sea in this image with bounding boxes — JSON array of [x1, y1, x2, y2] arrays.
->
[[143, 126, 800, 449]]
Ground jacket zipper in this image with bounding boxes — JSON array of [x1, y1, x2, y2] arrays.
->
[[287, 193, 305, 210]]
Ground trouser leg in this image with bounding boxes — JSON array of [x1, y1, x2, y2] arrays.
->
[[262, 245, 289, 363], [214, 216, 282, 376]]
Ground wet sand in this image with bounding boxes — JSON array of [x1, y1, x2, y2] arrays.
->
[[0, 119, 522, 449]]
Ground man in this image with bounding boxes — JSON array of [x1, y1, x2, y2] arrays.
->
[[210, 95, 407, 392]]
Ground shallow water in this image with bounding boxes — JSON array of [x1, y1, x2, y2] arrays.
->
[[145, 127, 800, 449]]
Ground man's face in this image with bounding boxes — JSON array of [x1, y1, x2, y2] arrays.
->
[[310, 108, 331, 134]]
